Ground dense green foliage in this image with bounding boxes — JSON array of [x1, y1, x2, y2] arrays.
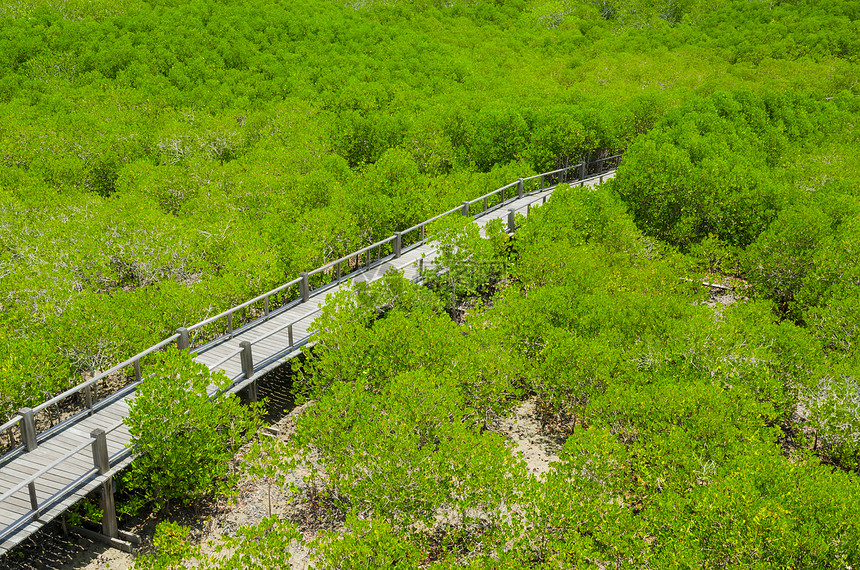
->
[[2, 0, 857, 423], [190, 180, 860, 567], [1, 0, 859, 565], [124, 348, 263, 511]]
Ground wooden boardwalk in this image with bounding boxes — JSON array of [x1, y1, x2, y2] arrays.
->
[[0, 166, 616, 556]]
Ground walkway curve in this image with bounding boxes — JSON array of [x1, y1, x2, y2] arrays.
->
[[0, 160, 619, 555]]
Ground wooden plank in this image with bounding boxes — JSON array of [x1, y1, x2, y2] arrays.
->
[[0, 462, 77, 492], [0, 521, 43, 553]]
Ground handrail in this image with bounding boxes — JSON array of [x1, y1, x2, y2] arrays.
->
[[307, 235, 398, 278], [33, 333, 181, 415], [465, 181, 518, 206], [186, 277, 303, 333], [0, 417, 127, 528], [0, 150, 623, 450], [209, 347, 245, 371], [0, 416, 21, 436], [249, 306, 324, 348], [0, 438, 94, 508], [400, 204, 466, 236]]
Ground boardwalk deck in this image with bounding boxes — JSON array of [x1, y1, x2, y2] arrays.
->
[[0, 170, 614, 555]]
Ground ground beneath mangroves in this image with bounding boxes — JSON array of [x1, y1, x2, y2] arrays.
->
[[0, 394, 559, 570]]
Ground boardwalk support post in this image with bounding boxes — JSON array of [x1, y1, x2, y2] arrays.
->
[[461, 201, 470, 216], [177, 327, 189, 351], [394, 232, 402, 259], [517, 178, 523, 199], [507, 209, 515, 233], [239, 341, 257, 403], [300, 272, 309, 303], [90, 429, 118, 539], [19, 408, 37, 452]]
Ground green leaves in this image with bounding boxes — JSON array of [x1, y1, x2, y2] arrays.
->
[[421, 214, 507, 310], [124, 347, 263, 512]]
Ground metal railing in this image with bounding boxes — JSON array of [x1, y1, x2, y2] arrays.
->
[[0, 151, 623, 457], [0, 419, 128, 538]]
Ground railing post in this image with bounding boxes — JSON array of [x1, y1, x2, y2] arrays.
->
[[580, 157, 587, 180], [177, 327, 189, 351], [517, 178, 523, 198], [91, 429, 110, 476], [85, 384, 94, 416], [133, 359, 142, 383], [507, 209, 516, 233], [19, 408, 37, 451], [240, 341, 257, 402], [91, 429, 118, 538], [288, 324, 294, 348], [461, 201, 470, 216], [240, 341, 254, 380], [28, 481, 39, 517], [394, 232, 402, 259], [300, 272, 309, 303]]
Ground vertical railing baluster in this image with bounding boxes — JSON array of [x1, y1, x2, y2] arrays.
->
[[28, 481, 38, 517], [227, 313, 234, 338]]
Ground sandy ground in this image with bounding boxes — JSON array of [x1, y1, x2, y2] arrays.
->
[[1, 397, 560, 569], [492, 397, 561, 477]]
